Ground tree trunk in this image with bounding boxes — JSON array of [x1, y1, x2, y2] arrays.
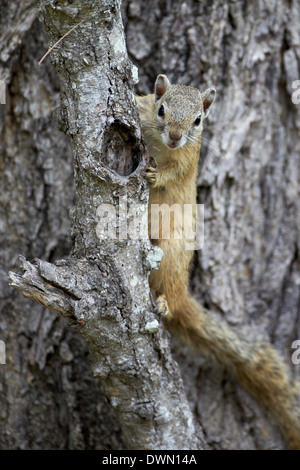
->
[[5, 0, 206, 451], [1, 0, 300, 450], [0, 0, 125, 450], [122, 0, 300, 449]]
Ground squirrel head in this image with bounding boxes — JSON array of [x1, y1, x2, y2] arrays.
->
[[153, 74, 216, 150]]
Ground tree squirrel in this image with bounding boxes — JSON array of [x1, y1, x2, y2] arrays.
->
[[136, 74, 300, 449]]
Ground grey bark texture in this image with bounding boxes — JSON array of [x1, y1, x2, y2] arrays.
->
[[1, 0, 300, 450], [4, 0, 205, 451]]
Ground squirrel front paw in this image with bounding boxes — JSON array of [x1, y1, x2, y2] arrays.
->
[[145, 166, 158, 186]]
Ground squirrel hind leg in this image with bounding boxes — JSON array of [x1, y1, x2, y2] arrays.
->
[[155, 294, 170, 318]]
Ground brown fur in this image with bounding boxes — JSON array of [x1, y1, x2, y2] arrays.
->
[[136, 75, 300, 449]]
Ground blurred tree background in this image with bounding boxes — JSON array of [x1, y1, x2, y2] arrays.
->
[[0, 0, 300, 449]]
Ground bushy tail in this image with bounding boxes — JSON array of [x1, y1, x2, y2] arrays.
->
[[166, 295, 300, 449]]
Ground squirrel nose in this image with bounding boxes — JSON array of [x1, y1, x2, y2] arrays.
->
[[169, 131, 182, 142]]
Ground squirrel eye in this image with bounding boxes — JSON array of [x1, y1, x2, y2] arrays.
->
[[194, 115, 201, 126], [158, 105, 165, 117]]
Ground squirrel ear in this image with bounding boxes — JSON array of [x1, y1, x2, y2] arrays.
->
[[202, 88, 216, 118], [154, 75, 171, 102]]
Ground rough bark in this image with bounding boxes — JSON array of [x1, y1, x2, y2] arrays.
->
[[6, 0, 205, 451], [0, 0, 127, 450], [122, 0, 300, 449], [1, 0, 300, 451]]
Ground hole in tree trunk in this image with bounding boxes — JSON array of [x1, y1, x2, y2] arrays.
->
[[102, 122, 142, 176]]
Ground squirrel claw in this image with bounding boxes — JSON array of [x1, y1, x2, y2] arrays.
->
[[145, 166, 157, 185], [156, 295, 170, 318]]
